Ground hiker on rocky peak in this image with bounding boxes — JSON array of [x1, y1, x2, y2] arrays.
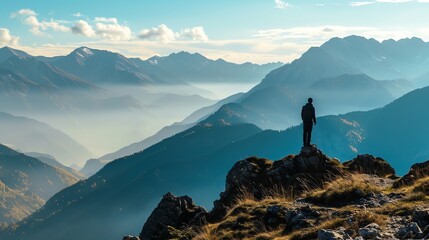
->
[[301, 97, 316, 147]]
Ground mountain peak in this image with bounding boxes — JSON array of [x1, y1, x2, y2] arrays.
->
[[0, 144, 21, 156], [71, 46, 95, 58], [168, 51, 208, 61], [0, 46, 32, 63]]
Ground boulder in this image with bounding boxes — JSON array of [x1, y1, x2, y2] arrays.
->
[[358, 223, 380, 239], [139, 192, 207, 240], [395, 222, 423, 239], [211, 147, 343, 221], [393, 160, 429, 187], [343, 154, 395, 177], [317, 229, 345, 240], [412, 208, 429, 229]]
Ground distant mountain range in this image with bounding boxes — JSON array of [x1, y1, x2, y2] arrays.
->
[[25, 152, 86, 179], [0, 112, 92, 165], [131, 51, 283, 83], [0, 45, 279, 113], [217, 36, 429, 129], [0, 145, 80, 226]]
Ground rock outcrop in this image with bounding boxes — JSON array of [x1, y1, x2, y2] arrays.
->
[[138, 192, 207, 240], [210, 145, 343, 221], [393, 160, 429, 187], [129, 148, 428, 240], [343, 154, 395, 177]]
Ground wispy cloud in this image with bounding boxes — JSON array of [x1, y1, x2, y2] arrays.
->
[[11, 9, 70, 36], [0, 28, 19, 45], [350, 1, 375, 6], [73, 12, 83, 17], [274, 0, 292, 8], [376, 0, 412, 2]]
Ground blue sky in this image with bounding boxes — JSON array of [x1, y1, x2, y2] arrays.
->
[[1, 0, 429, 63]]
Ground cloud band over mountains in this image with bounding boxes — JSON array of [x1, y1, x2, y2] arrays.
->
[[11, 8, 209, 43]]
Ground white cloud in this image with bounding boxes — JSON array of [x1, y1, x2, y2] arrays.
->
[[0, 28, 19, 45], [180, 26, 209, 41], [95, 18, 132, 41], [73, 12, 82, 17], [350, 1, 375, 6], [139, 24, 177, 42], [12, 8, 70, 36], [72, 20, 96, 37], [274, 0, 292, 8], [11, 8, 36, 17], [139, 24, 209, 43], [95, 17, 119, 24]]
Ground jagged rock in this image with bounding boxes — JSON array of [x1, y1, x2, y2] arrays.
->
[[317, 229, 345, 240], [211, 147, 343, 221], [139, 192, 207, 240], [413, 208, 429, 229], [284, 205, 320, 230], [343, 154, 395, 177], [395, 222, 423, 239], [393, 160, 429, 187], [358, 223, 380, 239], [123, 236, 140, 240], [264, 205, 287, 229]]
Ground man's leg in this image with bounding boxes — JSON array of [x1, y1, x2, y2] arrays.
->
[[303, 124, 307, 146], [307, 124, 313, 146]]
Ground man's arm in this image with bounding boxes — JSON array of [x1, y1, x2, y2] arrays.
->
[[301, 107, 304, 121], [312, 107, 316, 125]]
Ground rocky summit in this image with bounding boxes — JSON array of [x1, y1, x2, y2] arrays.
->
[[125, 147, 429, 240]]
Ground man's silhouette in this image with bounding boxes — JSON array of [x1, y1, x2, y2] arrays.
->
[[301, 98, 316, 147]]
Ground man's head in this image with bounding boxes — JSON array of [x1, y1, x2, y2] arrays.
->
[[308, 97, 313, 104]]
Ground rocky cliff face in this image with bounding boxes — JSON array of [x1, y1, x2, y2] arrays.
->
[[125, 147, 429, 240]]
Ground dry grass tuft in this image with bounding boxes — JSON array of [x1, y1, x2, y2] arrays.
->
[[305, 174, 381, 206], [288, 217, 346, 240], [349, 210, 387, 231]]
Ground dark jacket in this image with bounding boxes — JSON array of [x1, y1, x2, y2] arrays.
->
[[301, 103, 316, 124]]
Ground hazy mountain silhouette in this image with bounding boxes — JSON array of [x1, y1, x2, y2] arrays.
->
[[0, 46, 32, 63], [4, 122, 261, 240], [0, 112, 92, 165], [0, 56, 98, 90], [0, 54, 142, 113], [25, 152, 86, 179], [79, 158, 106, 177], [321, 36, 429, 80], [0, 145, 80, 225], [51, 47, 171, 85], [218, 36, 429, 130], [91, 93, 245, 172], [132, 51, 283, 83]]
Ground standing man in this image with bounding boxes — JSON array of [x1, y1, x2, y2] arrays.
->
[[301, 98, 316, 147]]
